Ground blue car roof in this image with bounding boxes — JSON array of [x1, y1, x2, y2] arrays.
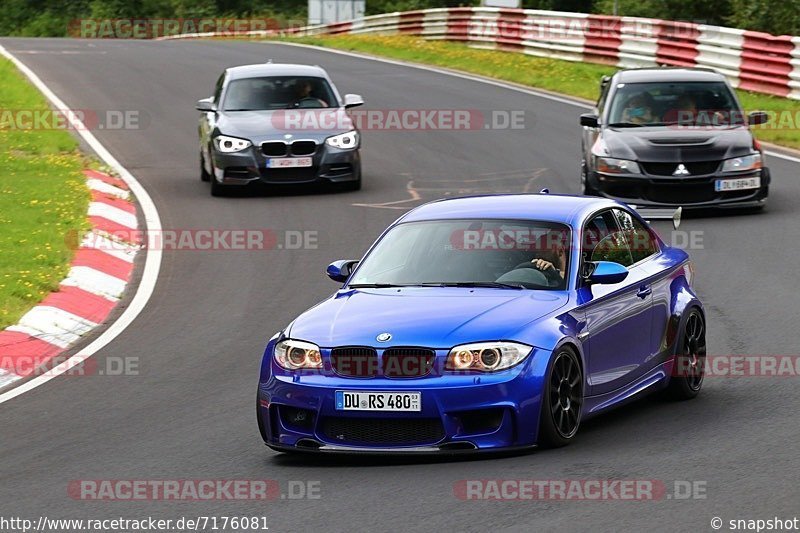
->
[[398, 194, 622, 226]]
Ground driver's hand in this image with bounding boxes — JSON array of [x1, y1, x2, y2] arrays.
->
[[531, 259, 555, 272]]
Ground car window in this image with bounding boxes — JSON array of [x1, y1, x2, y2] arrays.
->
[[581, 210, 616, 260], [582, 210, 633, 270], [222, 76, 335, 111], [349, 219, 571, 290], [596, 77, 610, 113], [613, 209, 658, 264], [606, 81, 744, 127], [213, 73, 225, 104]]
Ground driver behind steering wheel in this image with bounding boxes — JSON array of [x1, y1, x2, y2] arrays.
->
[[292, 80, 328, 108], [527, 247, 566, 286], [498, 241, 567, 288]]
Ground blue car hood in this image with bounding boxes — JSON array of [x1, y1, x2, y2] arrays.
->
[[287, 288, 569, 348]]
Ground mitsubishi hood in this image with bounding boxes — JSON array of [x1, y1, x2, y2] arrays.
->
[[598, 126, 755, 163], [286, 288, 569, 348]]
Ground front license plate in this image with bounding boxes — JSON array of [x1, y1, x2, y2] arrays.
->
[[266, 157, 313, 169], [714, 176, 761, 192], [335, 391, 421, 412]]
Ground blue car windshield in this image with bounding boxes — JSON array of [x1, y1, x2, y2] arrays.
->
[[349, 219, 571, 290]]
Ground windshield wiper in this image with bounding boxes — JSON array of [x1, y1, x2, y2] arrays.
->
[[347, 283, 412, 288], [417, 281, 525, 290], [348, 281, 525, 290], [607, 122, 645, 128]]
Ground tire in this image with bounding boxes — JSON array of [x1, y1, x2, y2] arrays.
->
[[666, 309, 706, 400], [341, 177, 361, 191], [200, 151, 210, 182], [538, 346, 584, 448], [210, 175, 226, 197], [580, 160, 598, 196]]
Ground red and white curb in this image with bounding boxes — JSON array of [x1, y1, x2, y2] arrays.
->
[[0, 170, 139, 388]]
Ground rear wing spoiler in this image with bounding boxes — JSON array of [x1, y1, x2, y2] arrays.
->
[[630, 206, 682, 230]]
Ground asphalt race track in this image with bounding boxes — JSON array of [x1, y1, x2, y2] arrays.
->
[[1, 38, 799, 532]]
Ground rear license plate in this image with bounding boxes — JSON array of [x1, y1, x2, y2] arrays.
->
[[267, 157, 312, 169], [335, 391, 421, 412], [714, 176, 760, 192]]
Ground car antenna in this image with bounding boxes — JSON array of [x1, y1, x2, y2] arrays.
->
[[266, 59, 273, 64], [539, 188, 550, 194]]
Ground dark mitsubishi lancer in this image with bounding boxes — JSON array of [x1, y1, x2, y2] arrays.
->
[[580, 68, 770, 210]]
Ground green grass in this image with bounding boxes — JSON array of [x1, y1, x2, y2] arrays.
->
[[281, 35, 800, 149], [0, 58, 91, 329]]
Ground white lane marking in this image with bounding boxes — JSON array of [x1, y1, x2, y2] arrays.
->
[[60, 266, 126, 300], [0, 369, 22, 388], [0, 44, 163, 404], [87, 178, 131, 199], [16, 307, 98, 349], [266, 41, 800, 164], [352, 180, 422, 209], [88, 202, 137, 229]]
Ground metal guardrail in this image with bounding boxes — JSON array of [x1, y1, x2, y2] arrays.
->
[[158, 7, 800, 100]]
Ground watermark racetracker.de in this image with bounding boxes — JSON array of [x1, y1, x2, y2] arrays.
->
[[0, 109, 146, 130], [68, 479, 321, 501], [71, 229, 320, 251], [453, 479, 708, 500]]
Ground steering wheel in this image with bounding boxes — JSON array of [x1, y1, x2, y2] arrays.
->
[[295, 97, 323, 109], [511, 262, 552, 271], [496, 263, 550, 287]]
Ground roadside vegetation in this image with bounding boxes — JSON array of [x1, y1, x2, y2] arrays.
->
[[3, 0, 798, 37], [283, 35, 800, 150], [0, 58, 90, 329]]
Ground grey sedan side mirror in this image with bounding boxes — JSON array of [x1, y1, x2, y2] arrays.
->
[[344, 94, 364, 109], [196, 97, 216, 112]]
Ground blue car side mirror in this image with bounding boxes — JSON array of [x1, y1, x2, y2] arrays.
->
[[327, 260, 359, 283], [587, 261, 629, 285]]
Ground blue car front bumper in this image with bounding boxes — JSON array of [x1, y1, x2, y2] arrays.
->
[[257, 346, 551, 453]]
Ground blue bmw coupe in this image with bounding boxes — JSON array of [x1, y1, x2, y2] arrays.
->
[[257, 193, 706, 453]]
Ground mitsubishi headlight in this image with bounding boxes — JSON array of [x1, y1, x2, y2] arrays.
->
[[446, 342, 533, 372], [274, 339, 322, 370], [595, 157, 640, 175], [325, 130, 359, 149], [214, 134, 252, 153], [721, 153, 762, 172]]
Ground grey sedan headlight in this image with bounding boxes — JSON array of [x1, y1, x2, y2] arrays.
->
[[446, 341, 533, 372], [325, 130, 359, 150], [595, 156, 641, 175], [214, 134, 252, 153], [721, 153, 762, 172]]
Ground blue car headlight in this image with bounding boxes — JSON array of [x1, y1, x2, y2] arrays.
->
[[274, 339, 322, 370], [446, 341, 533, 372]]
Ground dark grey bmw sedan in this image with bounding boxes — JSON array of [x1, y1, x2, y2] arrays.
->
[[197, 63, 364, 196]]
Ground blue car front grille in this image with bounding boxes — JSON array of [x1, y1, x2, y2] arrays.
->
[[330, 347, 436, 378], [320, 417, 445, 445], [331, 347, 379, 377], [382, 347, 436, 378]]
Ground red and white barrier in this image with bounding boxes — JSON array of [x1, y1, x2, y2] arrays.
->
[[158, 7, 800, 100], [0, 170, 139, 388]]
